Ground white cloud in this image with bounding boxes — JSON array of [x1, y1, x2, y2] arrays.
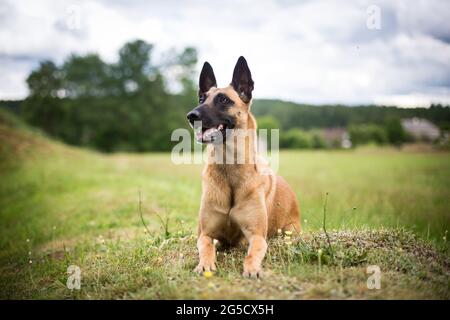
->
[[0, 0, 449, 107]]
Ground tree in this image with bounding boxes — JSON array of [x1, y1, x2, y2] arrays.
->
[[116, 40, 154, 95], [384, 118, 406, 146], [280, 129, 312, 149], [22, 61, 64, 136], [348, 124, 388, 146], [26, 61, 62, 98], [62, 54, 111, 98], [20, 39, 198, 152]]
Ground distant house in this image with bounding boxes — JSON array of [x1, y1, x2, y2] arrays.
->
[[321, 128, 352, 149], [401, 118, 440, 142]]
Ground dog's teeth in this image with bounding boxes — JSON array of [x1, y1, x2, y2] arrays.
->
[[218, 124, 223, 130]]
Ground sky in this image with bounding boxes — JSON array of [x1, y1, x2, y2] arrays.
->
[[1, 0, 450, 107]]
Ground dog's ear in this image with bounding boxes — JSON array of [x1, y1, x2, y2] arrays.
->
[[231, 56, 254, 103], [199, 62, 217, 98]]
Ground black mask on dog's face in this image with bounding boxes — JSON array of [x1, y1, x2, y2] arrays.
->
[[187, 57, 254, 144]]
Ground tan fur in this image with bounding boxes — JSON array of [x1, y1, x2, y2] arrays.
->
[[194, 85, 301, 278]]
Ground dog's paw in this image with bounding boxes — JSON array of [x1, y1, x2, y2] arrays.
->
[[242, 265, 263, 279], [194, 261, 216, 274]]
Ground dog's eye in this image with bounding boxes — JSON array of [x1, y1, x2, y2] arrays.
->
[[219, 95, 229, 104], [199, 94, 206, 103]]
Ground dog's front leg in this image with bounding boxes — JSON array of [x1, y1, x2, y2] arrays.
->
[[232, 195, 268, 278], [242, 233, 267, 278], [194, 234, 216, 274]]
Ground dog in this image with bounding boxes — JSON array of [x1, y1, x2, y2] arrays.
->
[[187, 56, 300, 278]]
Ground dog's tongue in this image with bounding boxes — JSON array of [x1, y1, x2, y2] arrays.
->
[[202, 127, 218, 142], [195, 125, 224, 142]]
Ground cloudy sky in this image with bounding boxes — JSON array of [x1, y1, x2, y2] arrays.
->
[[1, 0, 450, 107]]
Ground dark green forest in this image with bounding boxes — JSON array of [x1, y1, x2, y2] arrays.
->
[[1, 39, 449, 151], [252, 100, 450, 131], [2, 40, 198, 152]]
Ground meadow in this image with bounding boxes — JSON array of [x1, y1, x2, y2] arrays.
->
[[0, 112, 449, 299]]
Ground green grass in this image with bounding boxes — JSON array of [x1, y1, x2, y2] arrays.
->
[[0, 112, 449, 299]]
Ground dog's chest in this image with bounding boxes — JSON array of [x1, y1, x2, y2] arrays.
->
[[213, 212, 243, 245]]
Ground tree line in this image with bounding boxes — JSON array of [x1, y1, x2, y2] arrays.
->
[[17, 40, 197, 152], [253, 100, 449, 148], [1, 39, 449, 151]]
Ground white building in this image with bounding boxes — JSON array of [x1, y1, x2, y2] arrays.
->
[[401, 118, 440, 142]]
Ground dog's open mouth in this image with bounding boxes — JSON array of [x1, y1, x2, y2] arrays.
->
[[194, 124, 227, 143]]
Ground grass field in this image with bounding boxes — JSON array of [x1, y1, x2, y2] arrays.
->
[[0, 112, 449, 299]]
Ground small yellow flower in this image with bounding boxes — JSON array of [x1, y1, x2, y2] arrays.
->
[[284, 230, 293, 236], [318, 249, 323, 256], [203, 271, 213, 278]]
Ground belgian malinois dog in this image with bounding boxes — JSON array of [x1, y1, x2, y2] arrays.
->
[[187, 56, 300, 278]]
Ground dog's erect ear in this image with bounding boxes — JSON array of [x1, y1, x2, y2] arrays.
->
[[231, 56, 254, 103], [199, 62, 217, 98]]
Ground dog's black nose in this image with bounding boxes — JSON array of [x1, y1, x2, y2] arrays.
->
[[187, 110, 201, 122]]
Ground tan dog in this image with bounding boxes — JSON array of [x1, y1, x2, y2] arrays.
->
[[187, 56, 300, 278]]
